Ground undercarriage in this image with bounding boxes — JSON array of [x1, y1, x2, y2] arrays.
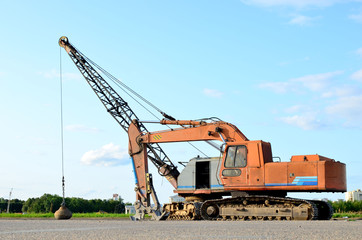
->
[[162, 196, 333, 221]]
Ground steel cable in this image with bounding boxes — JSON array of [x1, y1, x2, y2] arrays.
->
[[59, 47, 66, 205], [72, 43, 213, 157]]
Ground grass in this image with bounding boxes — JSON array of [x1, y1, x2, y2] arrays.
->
[[332, 212, 362, 218], [0, 213, 54, 218], [0, 212, 131, 218]]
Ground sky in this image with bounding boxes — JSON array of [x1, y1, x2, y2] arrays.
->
[[1, 0, 362, 204]]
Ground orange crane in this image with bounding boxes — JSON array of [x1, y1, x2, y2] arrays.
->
[[129, 119, 345, 220], [59, 37, 346, 221]]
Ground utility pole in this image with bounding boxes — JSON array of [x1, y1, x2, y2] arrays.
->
[[7, 188, 13, 214]]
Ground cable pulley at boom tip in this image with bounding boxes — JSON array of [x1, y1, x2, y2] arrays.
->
[[59, 36, 68, 46]]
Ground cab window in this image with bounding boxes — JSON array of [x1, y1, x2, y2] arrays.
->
[[225, 145, 247, 168]]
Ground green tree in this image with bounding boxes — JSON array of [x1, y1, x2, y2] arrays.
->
[[332, 200, 362, 213], [18, 193, 127, 213]]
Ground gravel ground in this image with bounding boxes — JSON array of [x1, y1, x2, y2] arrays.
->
[[0, 219, 361, 240]]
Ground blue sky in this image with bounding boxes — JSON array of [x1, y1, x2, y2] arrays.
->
[[1, 0, 361, 203]]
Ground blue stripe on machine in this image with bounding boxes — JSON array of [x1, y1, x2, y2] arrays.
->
[[177, 185, 224, 189], [266, 176, 318, 187], [289, 181, 318, 186], [265, 183, 288, 186], [130, 157, 138, 184], [292, 176, 318, 186]]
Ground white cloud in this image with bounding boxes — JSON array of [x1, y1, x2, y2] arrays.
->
[[322, 85, 358, 98], [260, 69, 362, 129], [203, 88, 224, 98], [81, 143, 129, 167], [258, 81, 294, 93], [290, 71, 343, 91], [356, 48, 362, 56], [260, 71, 342, 93], [65, 124, 100, 133], [349, 13, 362, 23], [240, 0, 347, 8], [288, 15, 320, 26], [38, 69, 81, 81], [351, 69, 362, 82], [284, 87, 362, 129], [325, 95, 362, 126], [285, 105, 306, 113], [280, 114, 323, 130]]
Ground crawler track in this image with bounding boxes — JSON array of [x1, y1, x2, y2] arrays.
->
[[163, 202, 202, 220], [163, 196, 333, 221], [200, 196, 319, 221], [311, 200, 334, 220]]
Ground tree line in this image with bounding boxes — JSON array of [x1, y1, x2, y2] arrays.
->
[[332, 200, 362, 213], [0, 198, 23, 213], [2, 195, 362, 214], [0, 194, 128, 213]]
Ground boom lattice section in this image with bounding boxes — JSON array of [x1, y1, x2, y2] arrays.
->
[[58, 36, 178, 173]]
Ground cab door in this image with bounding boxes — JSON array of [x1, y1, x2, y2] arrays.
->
[[220, 145, 248, 188]]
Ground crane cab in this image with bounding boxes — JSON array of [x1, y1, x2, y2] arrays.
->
[[219, 141, 272, 189], [175, 140, 271, 196]]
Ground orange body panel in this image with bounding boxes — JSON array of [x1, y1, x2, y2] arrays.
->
[[132, 119, 346, 195], [219, 152, 346, 192], [176, 150, 346, 195], [263, 156, 346, 192], [176, 154, 346, 195], [220, 153, 346, 193], [141, 121, 248, 144], [128, 122, 149, 201]]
